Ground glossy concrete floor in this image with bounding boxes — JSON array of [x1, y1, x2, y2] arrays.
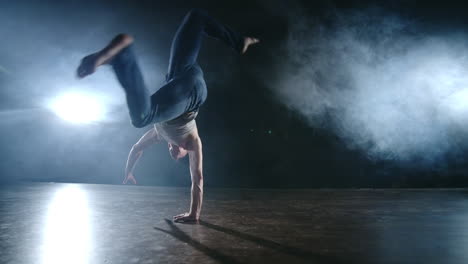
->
[[1, 183, 468, 264]]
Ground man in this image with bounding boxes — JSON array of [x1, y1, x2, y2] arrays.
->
[[77, 8, 259, 222]]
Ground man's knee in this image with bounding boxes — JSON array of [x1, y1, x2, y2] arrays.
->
[[131, 143, 141, 153], [130, 110, 151, 128], [131, 118, 147, 128]]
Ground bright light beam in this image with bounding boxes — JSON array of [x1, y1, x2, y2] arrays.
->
[[446, 89, 468, 114], [48, 92, 106, 124], [41, 185, 91, 264]]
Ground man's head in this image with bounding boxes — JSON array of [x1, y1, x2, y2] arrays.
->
[[168, 143, 188, 160]]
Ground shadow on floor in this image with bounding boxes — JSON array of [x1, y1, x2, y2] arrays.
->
[[154, 219, 243, 264], [154, 219, 346, 264], [200, 220, 345, 264]]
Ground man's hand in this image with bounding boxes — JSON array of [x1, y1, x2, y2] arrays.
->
[[123, 172, 137, 185], [173, 212, 198, 223]]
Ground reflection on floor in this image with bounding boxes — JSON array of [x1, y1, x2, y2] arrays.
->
[[1, 183, 467, 264]]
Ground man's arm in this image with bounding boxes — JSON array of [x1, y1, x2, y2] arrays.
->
[[188, 136, 203, 219], [173, 136, 203, 222], [124, 128, 160, 184]]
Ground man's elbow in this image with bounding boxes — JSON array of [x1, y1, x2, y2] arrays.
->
[[131, 143, 142, 153]]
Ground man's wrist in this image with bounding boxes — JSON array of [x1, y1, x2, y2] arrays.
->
[[188, 211, 200, 219]]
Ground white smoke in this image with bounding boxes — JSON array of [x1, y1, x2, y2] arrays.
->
[[272, 8, 468, 163]]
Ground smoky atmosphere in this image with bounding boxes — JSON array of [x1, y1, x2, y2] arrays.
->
[[1, 0, 468, 188]]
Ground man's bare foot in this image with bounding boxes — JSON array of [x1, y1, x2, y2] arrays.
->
[[77, 53, 101, 78], [173, 212, 199, 223], [242, 37, 260, 54], [77, 34, 134, 78]]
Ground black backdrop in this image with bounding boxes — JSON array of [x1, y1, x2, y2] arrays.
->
[[0, 0, 467, 188]]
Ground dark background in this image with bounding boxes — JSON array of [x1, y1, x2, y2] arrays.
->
[[0, 0, 467, 188]]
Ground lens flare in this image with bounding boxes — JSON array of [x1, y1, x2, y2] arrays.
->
[[48, 92, 106, 124]]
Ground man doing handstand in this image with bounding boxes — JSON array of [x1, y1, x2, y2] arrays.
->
[[77, 8, 259, 222]]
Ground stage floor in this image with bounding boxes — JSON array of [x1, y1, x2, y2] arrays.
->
[[1, 183, 467, 264]]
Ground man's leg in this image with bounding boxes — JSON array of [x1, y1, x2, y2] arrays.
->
[[77, 11, 258, 126], [110, 45, 152, 127], [148, 8, 251, 122], [77, 34, 152, 128], [166, 8, 245, 80]]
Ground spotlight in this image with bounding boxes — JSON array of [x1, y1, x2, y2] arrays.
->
[[48, 92, 106, 124], [447, 89, 468, 114]]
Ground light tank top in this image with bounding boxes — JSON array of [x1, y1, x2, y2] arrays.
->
[[154, 111, 198, 144]]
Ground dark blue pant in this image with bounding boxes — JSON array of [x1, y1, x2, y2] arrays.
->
[[111, 8, 243, 128]]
